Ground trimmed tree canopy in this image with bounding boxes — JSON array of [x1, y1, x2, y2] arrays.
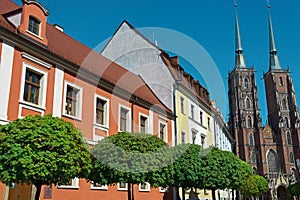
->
[[90, 132, 173, 187], [288, 181, 300, 196], [240, 175, 268, 197], [0, 115, 92, 200]]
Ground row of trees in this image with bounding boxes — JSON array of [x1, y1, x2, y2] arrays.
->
[[0, 115, 268, 200]]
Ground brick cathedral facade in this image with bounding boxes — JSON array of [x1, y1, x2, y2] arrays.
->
[[228, 6, 300, 199]]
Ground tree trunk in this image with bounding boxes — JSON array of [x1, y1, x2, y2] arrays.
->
[[212, 189, 216, 200], [182, 187, 185, 200], [127, 183, 132, 200], [34, 183, 42, 200]]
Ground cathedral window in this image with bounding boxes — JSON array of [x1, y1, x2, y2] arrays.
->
[[267, 150, 278, 173], [283, 117, 289, 128], [289, 152, 295, 164], [246, 98, 251, 109], [244, 78, 249, 89], [249, 134, 254, 146], [279, 76, 283, 86], [250, 152, 256, 163], [286, 132, 292, 145], [282, 99, 287, 110], [247, 116, 252, 128]]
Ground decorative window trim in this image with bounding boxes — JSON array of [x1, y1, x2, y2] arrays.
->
[[57, 178, 79, 189], [19, 62, 48, 110], [118, 104, 131, 132], [117, 182, 128, 191], [21, 52, 51, 69], [139, 182, 150, 192], [158, 121, 168, 142], [62, 81, 83, 121], [90, 182, 108, 190], [139, 113, 149, 134], [94, 94, 110, 128]]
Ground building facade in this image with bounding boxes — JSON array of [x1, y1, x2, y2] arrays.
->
[[228, 5, 300, 199], [0, 1, 175, 200]]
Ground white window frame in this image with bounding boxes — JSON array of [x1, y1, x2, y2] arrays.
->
[[94, 94, 110, 128], [139, 182, 150, 192], [90, 182, 108, 190], [57, 178, 79, 189], [118, 104, 131, 132], [117, 182, 128, 191], [158, 121, 168, 142], [19, 62, 48, 110], [139, 113, 149, 133], [62, 81, 83, 120], [159, 186, 168, 193]]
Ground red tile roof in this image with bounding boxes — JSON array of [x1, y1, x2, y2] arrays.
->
[[0, 0, 173, 115]]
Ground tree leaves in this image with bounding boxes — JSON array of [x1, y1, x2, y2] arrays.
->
[[287, 181, 300, 196], [240, 175, 268, 198]]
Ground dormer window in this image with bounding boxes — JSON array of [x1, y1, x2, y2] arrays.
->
[[28, 16, 40, 35]]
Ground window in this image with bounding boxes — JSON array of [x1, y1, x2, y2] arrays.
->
[[192, 130, 197, 144], [247, 116, 252, 128], [120, 107, 130, 131], [200, 111, 203, 125], [95, 96, 109, 126], [159, 123, 166, 141], [139, 183, 150, 192], [267, 150, 278, 173], [207, 117, 211, 131], [290, 152, 295, 164], [159, 186, 168, 193], [90, 182, 108, 190], [279, 76, 283, 86], [28, 16, 40, 35], [64, 83, 82, 119], [201, 135, 205, 147], [139, 115, 148, 133], [250, 152, 256, 163], [283, 117, 289, 128], [246, 98, 251, 109], [249, 134, 254, 146], [191, 105, 194, 120], [282, 99, 287, 110], [181, 132, 186, 144], [244, 78, 249, 89], [287, 132, 292, 145], [23, 69, 41, 105], [117, 182, 128, 191], [58, 178, 79, 189], [180, 97, 185, 114]]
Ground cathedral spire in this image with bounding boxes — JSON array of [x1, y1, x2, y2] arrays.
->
[[268, 2, 281, 70], [234, 2, 246, 68]]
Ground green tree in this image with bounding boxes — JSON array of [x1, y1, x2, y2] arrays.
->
[[240, 175, 268, 199], [287, 181, 300, 197], [201, 147, 252, 200], [168, 143, 204, 200], [90, 132, 173, 200], [0, 115, 92, 200]]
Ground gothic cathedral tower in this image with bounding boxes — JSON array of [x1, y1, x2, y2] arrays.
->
[[263, 5, 300, 179], [228, 5, 263, 172]]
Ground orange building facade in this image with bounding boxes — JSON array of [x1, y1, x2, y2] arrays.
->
[[0, 0, 175, 199]]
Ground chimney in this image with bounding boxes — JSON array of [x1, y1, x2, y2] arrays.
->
[[54, 24, 64, 32]]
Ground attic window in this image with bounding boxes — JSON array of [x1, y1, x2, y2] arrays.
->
[[28, 16, 40, 36]]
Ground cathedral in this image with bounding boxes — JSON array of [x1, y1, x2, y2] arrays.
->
[[228, 4, 300, 199]]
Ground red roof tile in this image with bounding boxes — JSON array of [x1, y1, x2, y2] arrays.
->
[[0, 0, 20, 14]]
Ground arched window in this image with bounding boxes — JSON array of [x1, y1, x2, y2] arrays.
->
[[279, 76, 283, 86], [247, 116, 252, 128], [246, 98, 251, 109], [283, 117, 289, 128], [250, 152, 256, 163], [249, 134, 254, 146], [244, 78, 249, 89], [282, 99, 287, 110], [286, 132, 292, 145], [290, 152, 295, 163], [267, 150, 278, 173]]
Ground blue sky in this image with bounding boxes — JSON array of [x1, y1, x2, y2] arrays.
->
[[15, 0, 300, 123]]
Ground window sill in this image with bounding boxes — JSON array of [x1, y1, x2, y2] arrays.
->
[[94, 123, 109, 130], [62, 113, 82, 122], [57, 185, 79, 189], [139, 189, 150, 192], [26, 30, 44, 41], [19, 100, 46, 111]]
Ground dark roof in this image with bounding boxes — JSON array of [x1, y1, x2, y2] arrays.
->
[[0, 0, 173, 115]]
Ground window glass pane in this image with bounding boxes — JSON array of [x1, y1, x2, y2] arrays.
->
[[28, 16, 40, 35], [96, 98, 106, 125], [23, 69, 41, 105]]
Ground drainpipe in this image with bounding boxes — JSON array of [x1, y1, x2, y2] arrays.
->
[[131, 96, 136, 200], [173, 83, 178, 146]]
